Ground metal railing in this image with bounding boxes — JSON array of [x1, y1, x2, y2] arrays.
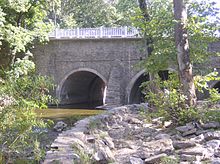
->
[[49, 27, 140, 39]]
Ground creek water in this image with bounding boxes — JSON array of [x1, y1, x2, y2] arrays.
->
[[13, 108, 104, 163], [36, 108, 104, 120]]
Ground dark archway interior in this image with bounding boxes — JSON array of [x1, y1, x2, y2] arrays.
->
[[213, 81, 220, 93], [158, 70, 169, 81], [129, 74, 149, 104], [129, 70, 169, 104], [60, 71, 105, 108]]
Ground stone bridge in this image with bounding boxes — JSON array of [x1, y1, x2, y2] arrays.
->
[[34, 27, 151, 108], [34, 27, 220, 108]]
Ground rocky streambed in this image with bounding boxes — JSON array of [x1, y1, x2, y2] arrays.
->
[[44, 104, 220, 164]]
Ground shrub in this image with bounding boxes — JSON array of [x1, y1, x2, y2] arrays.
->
[[0, 57, 55, 163]]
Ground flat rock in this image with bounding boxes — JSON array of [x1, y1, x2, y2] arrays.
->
[[155, 133, 171, 140], [143, 138, 174, 154], [126, 117, 142, 124], [201, 122, 220, 129], [178, 146, 214, 158], [204, 132, 220, 141], [129, 156, 144, 164], [176, 124, 195, 133], [144, 153, 167, 164], [182, 128, 197, 136], [173, 141, 196, 149], [206, 140, 220, 149], [180, 154, 196, 162]]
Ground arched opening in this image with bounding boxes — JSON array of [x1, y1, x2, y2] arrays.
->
[[128, 70, 170, 104], [59, 71, 106, 108], [129, 73, 150, 104]]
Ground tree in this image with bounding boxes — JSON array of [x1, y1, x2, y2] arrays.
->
[[134, 0, 219, 107], [173, 0, 196, 106], [53, 0, 120, 28], [0, 0, 56, 162], [50, 0, 138, 28], [0, 0, 53, 67]]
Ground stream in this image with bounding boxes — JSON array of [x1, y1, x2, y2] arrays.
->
[[34, 108, 104, 163]]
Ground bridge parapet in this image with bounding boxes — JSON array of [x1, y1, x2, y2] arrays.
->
[[49, 26, 140, 39]]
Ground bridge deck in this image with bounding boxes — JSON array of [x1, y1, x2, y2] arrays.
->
[[49, 27, 140, 39]]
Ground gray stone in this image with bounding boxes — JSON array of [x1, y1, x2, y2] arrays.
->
[[212, 158, 220, 164], [86, 136, 95, 143], [155, 133, 171, 140], [103, 136, 115, 149], [144, 138, 174, 154], [144, 153, 167, 163], [53, 121, 67, 132], [129, 156, 144, 164], [180, 154, 196, 162], [190, 134, 205, 143], [178, 146, 214, 158], [100, 147, 115, 162], [206, 140, 220, 149], [94, 151, 105, 161], [126, 117, 142, 124], [214, 151, 220, 157], [176, 124, 195, 133], [204, 132, 220, 141], [173, 141, 196, 149], [202, 122, 220, 129], [182, 128, 197, 136]]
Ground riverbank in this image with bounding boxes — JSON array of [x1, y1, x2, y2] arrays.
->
[[43, 104, 220, 163]]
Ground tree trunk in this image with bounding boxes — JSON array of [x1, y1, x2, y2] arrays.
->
[[173, 0, 197, 106]]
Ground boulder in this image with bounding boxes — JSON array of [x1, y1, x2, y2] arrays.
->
[[53, 121, 67, 132], [129, 156, 144, 164]]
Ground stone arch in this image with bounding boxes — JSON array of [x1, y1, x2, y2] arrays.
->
[[127, 70, 149, 104], [56, 68, 107, 108]]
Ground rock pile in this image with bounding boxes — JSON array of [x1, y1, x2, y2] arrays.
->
[[43, 104, 220, 164]]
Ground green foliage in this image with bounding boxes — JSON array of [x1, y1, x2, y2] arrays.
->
[[161, 156, 179, 164], [133, 0, 219, 73], [55, 0, 120, 28], [0, 58, 55, 162], [0, 0, 53, 66], [142, 70, 220, 125], [195, 71, 220, 103], [72, 143, 92, 164], [142, 72, 198, 125], [52, 0, 137, 28]]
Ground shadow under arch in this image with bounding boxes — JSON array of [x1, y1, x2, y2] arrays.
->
[[56, 68, 107, 108], [127, 70, 149, 104], [127, 69, 171, 104]]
